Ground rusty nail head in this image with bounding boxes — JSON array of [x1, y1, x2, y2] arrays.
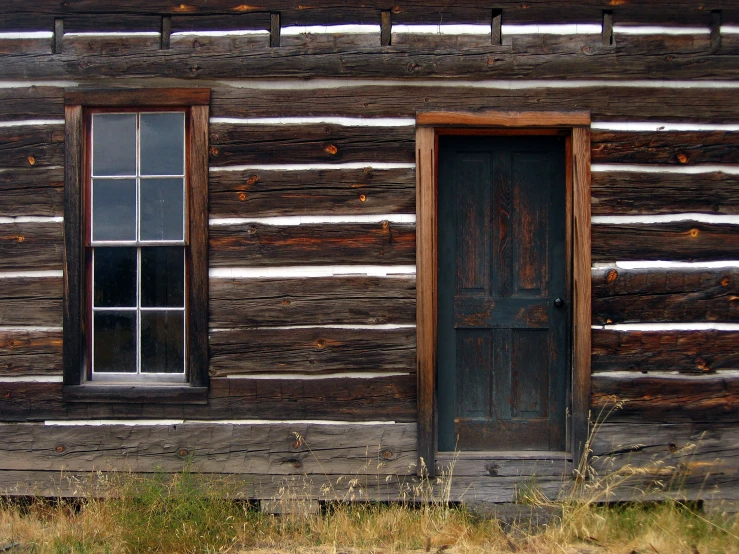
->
[[55, 445, 65, 453]]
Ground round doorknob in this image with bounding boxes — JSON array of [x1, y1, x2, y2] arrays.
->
[[554, 297, 564, 308]]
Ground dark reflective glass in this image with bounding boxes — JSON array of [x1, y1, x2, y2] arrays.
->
[[93, 311, 136, 373], [140, 178, 184, 241], [92, 178, 136, 241], [140, 113, 185, 176], [92, 114, 137, 176], [141, 311, 184, 373], [93, 248, 136, 307], [141, 247, 184, 307]]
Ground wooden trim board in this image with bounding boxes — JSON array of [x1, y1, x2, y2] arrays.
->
[[415, 112, 591, 476]]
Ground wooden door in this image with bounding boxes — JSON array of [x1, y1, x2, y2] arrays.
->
[[437, 135, 568, 451]]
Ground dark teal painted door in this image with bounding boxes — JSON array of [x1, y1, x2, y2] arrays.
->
[[437, 135, 568, 451]]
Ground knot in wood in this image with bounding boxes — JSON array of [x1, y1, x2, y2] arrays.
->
[[485, 463, 499, 476], [668, 442, 678, 453], [291, 437, 305, 449], [290, 459, 303, 469], [315, 339, 326, 348], [238, 193, 247, 201], [676, 152, 689, 164], [582, 46, 591, 54], [391, 5, 402, 14], [178, 449, 189, 457], [4, 391, 11, 399], [209, 146, 220, 157], [381, 449, 394, 460], [189, 65, 200, 74], [193, 40, 202, 49], [689, 228, 700, 238], [246, 225, 257, 235], [55, 445, 65, 453], [246, 175, 260, 185], [606, 269, 618, 284], [16, 236, 24, 243], [359, 194, 367, 202], [324, 144, 338, 155], [406, 62, 419, 73], [362, 167, 372, 175], [281, 299, 291, 306], [27, 156, 35, 166], [382, 220, 389, 229]]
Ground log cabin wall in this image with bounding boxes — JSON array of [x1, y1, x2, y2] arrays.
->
[[0, 1, 737, 503]]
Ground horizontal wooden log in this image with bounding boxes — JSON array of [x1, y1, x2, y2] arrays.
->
[[209, 167, 416, 217], [280, 31, 381, 49], [591, 372, 739, 421], [592, 172, 739, 215], [592, 131, 739, 165], [0, 222, 63, 271], [170, 13, 270, 32], [591, 421, 739, 477], [0, 88, 63, 120], [0, 375, 417, 422], [210, 276, 416, 328], [0, 1, 730, 26], [169, 33, 268, 52], [0, 422, 417, 475], [2, 44, 737, 81], [62, 34, 161, 56], [592, 267, 739, 324], [435, 452, 573, 478], [591, 222, 739, 263], [211, 86, 739, 122], [209, 327, 416, 376], [0, 37, 51, 55], [209, 221, 416, 267], [62, 14, 162, 32], [592, 329, 739, 374], [0, 125, 64, 169], [0, 167, 63, 218], [208, 123, 414, 166], [0, 277, 62, 327], [0, 329, 62, 376]]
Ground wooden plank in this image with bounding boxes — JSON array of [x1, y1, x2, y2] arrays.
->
[[61, 14, 161, 32], [591, 372, 739, 421], [0, 87, 63, 119], [209, 327, 416, 376], [0, 222, 63, 271], [0, 329, 62, 376], [160, 16, 171, 50], [170, 13, 270, 32], [415, 126, 436, 476], [380, 11, 391, 47], [591, 329, 739, 374], [0, 125, 64, 169], [0, 167, 64, 217], [279, 31, 380, 49], [210, 276, 416, 328], [0, 376, 417, 422], [418, 111, 591, 127], [2, 44, 737, 80], [0, 422, 417, 475], [592, 131, 739, 165], [592, 222, 739, 263], [591, 171, 739, 215], [591, 421, 739, 477], [435, 452, 573, 478], [208, 123, 415, 166], [209, 167, 416, 217], [209, 221, 416, 267], [53, 18, 63, 54], [592, 267, 739, 324], [270, 12, 280, 48], [170, 33, 268, 52], [62, 34, 160, 55], [0, 37, 51, 55], [189, 104, 210, 389], [0, 277, 62, 327], [64, 88, 210, 106]]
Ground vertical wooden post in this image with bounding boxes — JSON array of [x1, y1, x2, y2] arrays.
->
[[270, 13, 281, 47], [492, 10, 502, 45], [63, 104, 83, 385], [53, 18, 64, 54], [711, 10, 722, 50], [571, 126, 592, 467], [161, 16, 172, 50], [189, 104, 210, 388], [380, 11, 392, 47], [602, 11, 613, 46], [416, 125, 437, 477]]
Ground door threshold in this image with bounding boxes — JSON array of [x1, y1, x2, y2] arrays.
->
[[436, 451, 572, 461]]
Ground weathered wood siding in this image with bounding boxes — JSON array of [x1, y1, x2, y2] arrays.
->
[[0, 0, 737, 502]]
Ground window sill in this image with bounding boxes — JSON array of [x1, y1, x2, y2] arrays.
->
[[62, 384, 208, 404]]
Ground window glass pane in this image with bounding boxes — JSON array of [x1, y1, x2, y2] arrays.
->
[[140, 178, 184, 241], [93, 178, 136, 241], [93, 311, 136, 373], [140, 113, 185, 176], [141, 247, 184, 307], [94, 248, 136, 307], [141, 311, 184, 373], [92, 114, 136, 176]]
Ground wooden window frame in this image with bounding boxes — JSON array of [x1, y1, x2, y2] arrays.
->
[[415, 111, 592, 474], [63, 88, 210, 402]]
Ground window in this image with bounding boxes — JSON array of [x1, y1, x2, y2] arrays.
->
[[63, 89, 210, 396]]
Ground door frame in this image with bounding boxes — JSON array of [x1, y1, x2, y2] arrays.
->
[[415, 111, 592, 476]]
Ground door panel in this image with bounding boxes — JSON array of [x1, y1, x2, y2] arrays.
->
[[437, 135, 567, 452]]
